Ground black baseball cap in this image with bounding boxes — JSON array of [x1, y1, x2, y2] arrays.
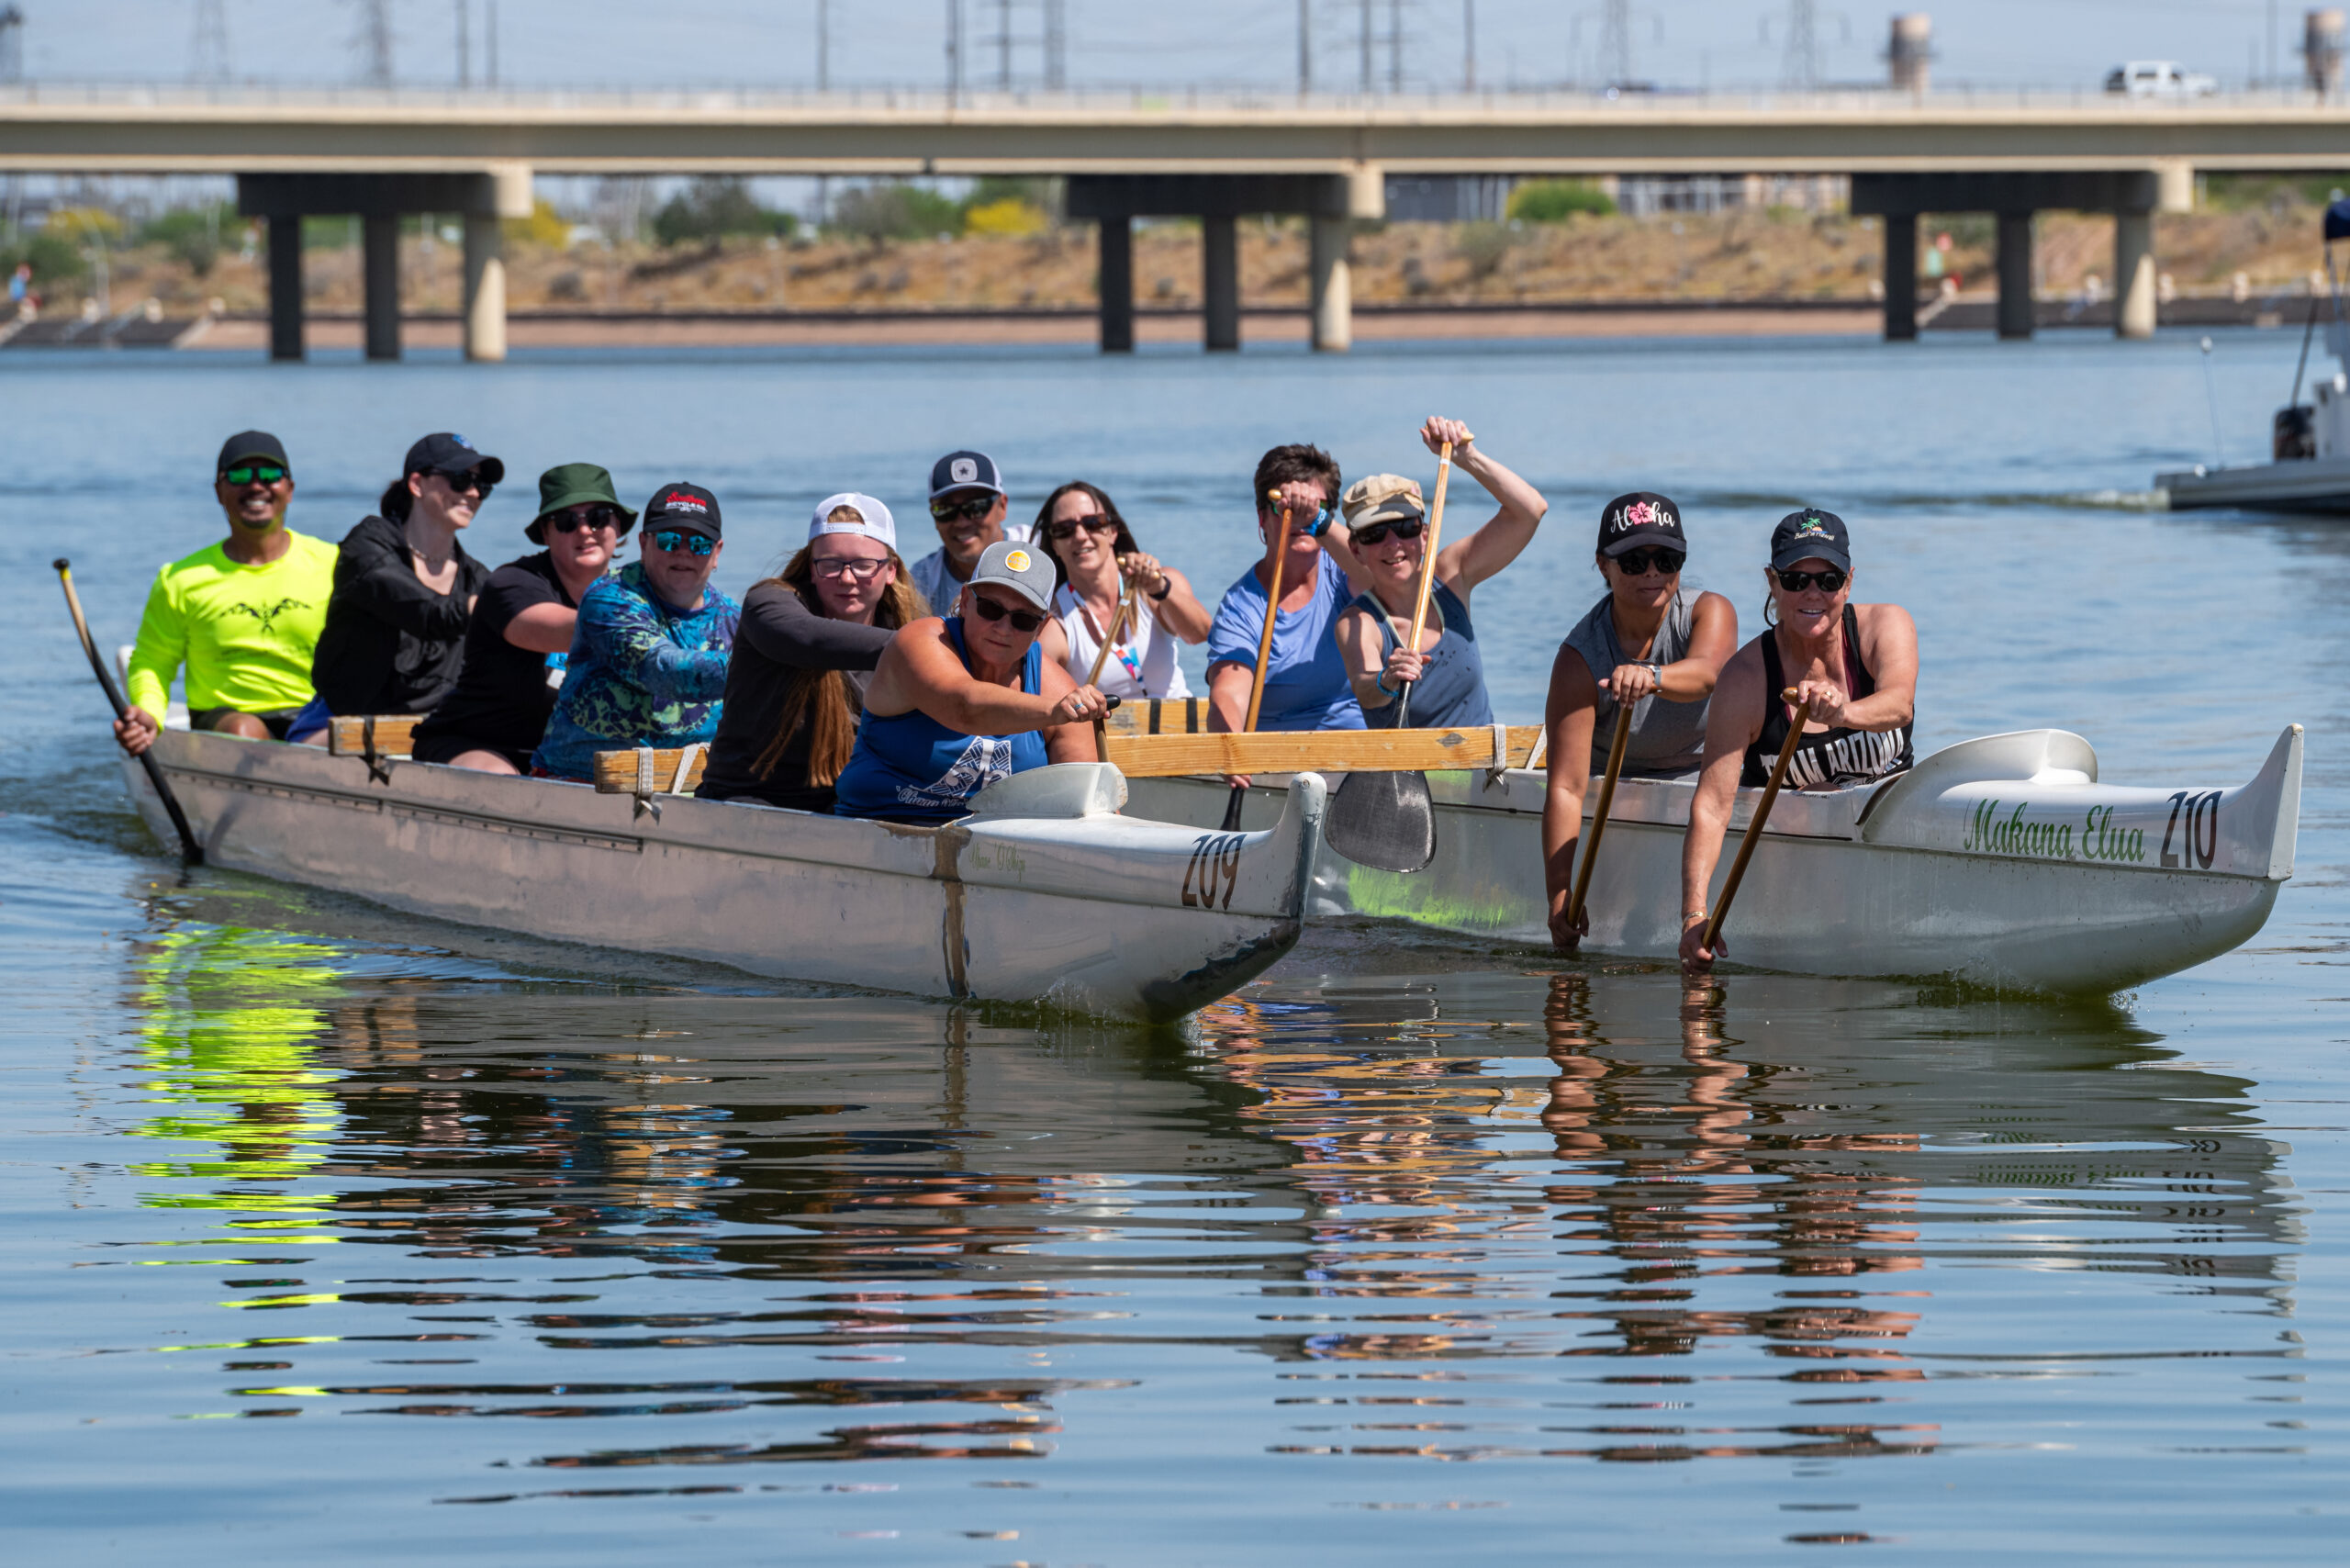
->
[[402, 431, 505, 487], [217, 430, 289, 473], [1769, 508, 1852, 572], [1595, 491, 1685, 557], [929, 449, 1005, 501], [643, 481, 722, 542]]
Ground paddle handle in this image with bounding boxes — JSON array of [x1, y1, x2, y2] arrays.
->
[[55, 558, 204, 866], [1566, 697, 1634, 927], [1082, 573, 1139, 689], [1700, 687, 1804, 954], [1241, 492, 1293, 736], [1405, 441, 1455, 643]]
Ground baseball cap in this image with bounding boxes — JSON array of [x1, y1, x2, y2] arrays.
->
[[528, 463, 635, 543], [1769, 508, 1852, 572], [1341, 474, 1426, 530], [217, 430, 289, 473], [403, 431, 505, 487], [810, 492, 896, 550], [966, 539, 1055, 613], [929, 450, 1005, 501], [1595, 491, 1686, 557], [643, 482, 722, 542]]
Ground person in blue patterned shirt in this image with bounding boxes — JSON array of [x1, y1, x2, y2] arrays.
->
[[532, 482, 741, 781]]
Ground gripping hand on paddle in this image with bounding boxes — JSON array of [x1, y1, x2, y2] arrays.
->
[[1788, 677, 1849, 729], [114, 706, 160, 758], [1548, 891, 1589, 953], [1604, 662, 1662, 705], [1382, 644, 1427, 695], [1048, 684, 1112, 727], [1679, 915, 1724, 972], [1417, 416, 1474, 456]]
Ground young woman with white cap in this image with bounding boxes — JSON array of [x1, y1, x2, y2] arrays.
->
[[834, 540, 1113, 824], [699, 494, 922, 814]]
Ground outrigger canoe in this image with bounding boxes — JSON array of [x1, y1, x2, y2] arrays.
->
[[1122, 721, 2304, 994], [119, 728, 1326, 1023]]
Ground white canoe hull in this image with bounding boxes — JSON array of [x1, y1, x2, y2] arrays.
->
[[122, 731, 1326, 1024], [1127, 726, 2302, 994]]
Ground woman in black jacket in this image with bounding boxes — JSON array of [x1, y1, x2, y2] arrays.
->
[[297, 432, 499, 738]]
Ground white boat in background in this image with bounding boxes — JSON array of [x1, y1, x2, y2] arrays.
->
[[1127, 725, 2302, 994], [2158, 199, 2350, 512], [120, 732, 1327, 1024]]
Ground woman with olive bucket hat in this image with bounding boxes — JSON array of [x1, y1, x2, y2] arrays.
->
[[1541, 491, 1739, 952], [412, 463, 633, 774], [1676, 507, 1917, 973]]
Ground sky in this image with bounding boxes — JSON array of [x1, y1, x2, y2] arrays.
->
[[12, 1, 2321, 95]]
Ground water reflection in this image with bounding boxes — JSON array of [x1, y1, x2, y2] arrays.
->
[[104, 930, 2298, 1487]]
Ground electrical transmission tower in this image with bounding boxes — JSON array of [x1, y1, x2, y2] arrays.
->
[[1595, 0, 1631, 86], [1764, 0, 1848, 92], [973, 0, 1066, 92], [352, 0, 395, 89], [191, 0, 230, 81], [0, 5, 26, 84]]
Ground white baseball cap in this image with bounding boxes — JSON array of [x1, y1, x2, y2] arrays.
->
[[809, 492, 896, 550]]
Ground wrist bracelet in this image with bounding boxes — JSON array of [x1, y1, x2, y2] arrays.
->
[[1149, 578, 1172, 601], [1683, 911, 1708, 925], [1376, 671, 1399, 696]]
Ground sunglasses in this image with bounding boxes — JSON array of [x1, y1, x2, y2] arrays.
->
[[812, 556, 891, 581], [969, 592, 1046, 634], [1774, 567, 1847, 593], [1352, 516, 1427, 547], [546, 504, 624, 535], [1045, 514, 1118, 541], [220, 464, 288, 487], [650, 529, 717, 556], [431, 467, 495, 498], [1615, 547, 1685, 577], [931, 496, 995, 524]]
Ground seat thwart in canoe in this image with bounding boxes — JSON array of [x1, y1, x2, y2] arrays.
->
[[328, 712, 1549, 794]]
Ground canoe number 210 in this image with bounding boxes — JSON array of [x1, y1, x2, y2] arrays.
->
[[2161, 790, 2221, 869], [1182, 834, 1244, 911]]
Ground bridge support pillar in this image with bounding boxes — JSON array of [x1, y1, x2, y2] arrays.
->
[[463, 213, 508, 362], [362, 213, 401, 361], [265, 216, 304, 362], [1309, 215, 1352, 352], [1881, 215, 1918, 341], [1097, 216, 1134, 353], [1996, 212, 2034, 341], [1203, 215, 1240, 351], [2114, 208, 2156, 340]]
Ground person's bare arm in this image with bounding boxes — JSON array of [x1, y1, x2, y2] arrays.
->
[[865, 619, 1105, 734], [1429, 426, 1549, 596], [1679, 646, 1768, 969], [1335, 602, 1414, 715], [503, 602, 577, 655], [1036, 657, 1100, 763], [1542, 644, 1600, 951], [1136, 563, 1213, 644], [1206, 660, 1255, 790], [1040, 617, 1070, 673], [1784, 602, 1915, 736]]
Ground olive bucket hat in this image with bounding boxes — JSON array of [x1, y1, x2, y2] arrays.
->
[[527, 463, 637, 544]]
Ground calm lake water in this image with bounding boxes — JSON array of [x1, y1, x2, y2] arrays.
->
[[2, 330, 2344, 1562]]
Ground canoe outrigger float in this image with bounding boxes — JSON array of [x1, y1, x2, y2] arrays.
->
[[1118, 714, 2303, 994], [121, 728, 1326, 1024]]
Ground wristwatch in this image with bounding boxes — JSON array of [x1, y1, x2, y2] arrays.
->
[[1148, 577, 1172, 601]]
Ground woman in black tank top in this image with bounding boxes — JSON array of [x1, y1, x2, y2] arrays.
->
[[1676, 509, 1919, 972]]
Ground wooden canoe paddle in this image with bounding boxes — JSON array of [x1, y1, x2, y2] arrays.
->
[[1083, 571, 1138, 759], [1698, 687, 1806, 959], [55, 558, 204, 866], [1323, 437, 1460, 874], [1565, 697, 1636, 932], [1220, 492, 1294, 832]]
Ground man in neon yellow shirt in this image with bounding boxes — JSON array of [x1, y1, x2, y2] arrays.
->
[[117, 431, 340, 756]]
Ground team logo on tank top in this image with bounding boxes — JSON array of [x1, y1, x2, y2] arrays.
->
[[895, 735, 1014, 811]]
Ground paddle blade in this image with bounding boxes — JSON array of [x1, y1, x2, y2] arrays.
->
[[1324, 767, 1436, 873]]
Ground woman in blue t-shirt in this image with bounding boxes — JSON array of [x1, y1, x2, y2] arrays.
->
[[834, 540, 1113, 824]]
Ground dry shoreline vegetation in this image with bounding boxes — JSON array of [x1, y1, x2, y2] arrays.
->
[[12, 178, 2347, 320]]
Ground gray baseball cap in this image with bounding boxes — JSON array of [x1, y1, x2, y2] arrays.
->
[[967, 539, 1056, 613]]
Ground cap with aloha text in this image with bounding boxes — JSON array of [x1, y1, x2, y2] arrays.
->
[[1595, 491, 1686, 557]]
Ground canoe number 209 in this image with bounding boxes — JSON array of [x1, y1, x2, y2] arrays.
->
[[1182, 834, 1244, 911], [2161, 790, 2221, 869]]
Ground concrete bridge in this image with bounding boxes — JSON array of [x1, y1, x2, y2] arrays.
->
[[6, 84, 2345, 359]]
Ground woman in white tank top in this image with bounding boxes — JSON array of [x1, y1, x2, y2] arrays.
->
[[1035, 481, 1211, 700]]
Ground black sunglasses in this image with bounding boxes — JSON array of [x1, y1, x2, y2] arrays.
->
[[1774, 567, 1847, 593], [931, 496, 995, 524], [220, 464, 288, 487], [1614, 547, 1685, 577], [546, 504, 625, 535], [651, 528, 717, 557], [969, 593, 1046, 633], [1352, 516, 1427, 547], [1045, 514, 1118, 541], [431, 466, 495, 498]]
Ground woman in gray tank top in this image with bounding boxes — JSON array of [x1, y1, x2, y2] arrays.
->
[[1541, 491, 1739, 953]]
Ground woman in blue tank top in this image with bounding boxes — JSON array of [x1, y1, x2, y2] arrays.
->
[[834, 540, 1113, 824], [1331, 417, 1549, 730]]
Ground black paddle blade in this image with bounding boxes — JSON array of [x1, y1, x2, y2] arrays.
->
[[1324, 767, 1436, 873]]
